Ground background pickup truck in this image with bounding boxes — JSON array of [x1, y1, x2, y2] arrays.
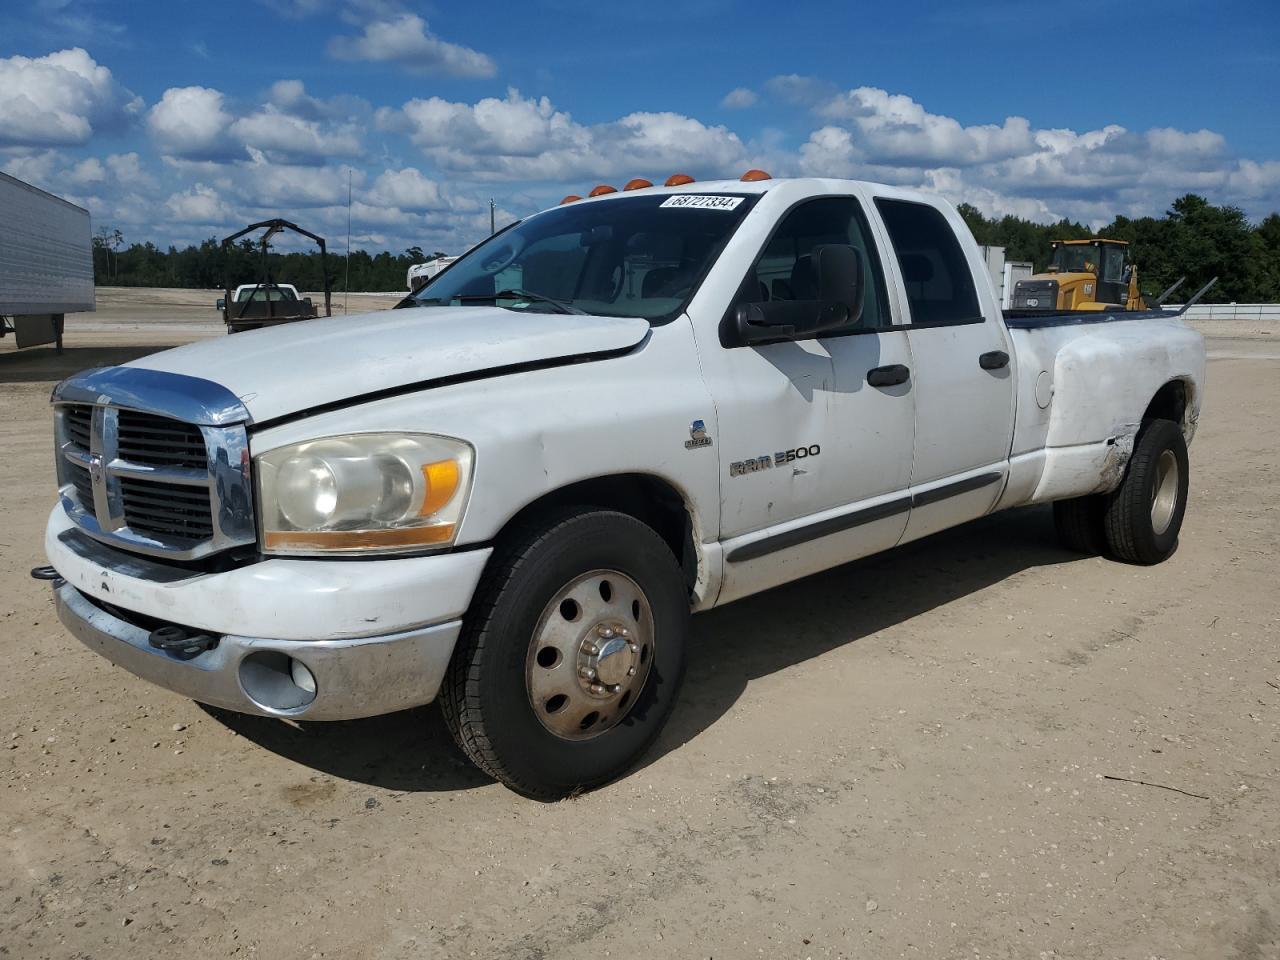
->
[[41, 175, 1205, 798], [216, 282, 317, 332]]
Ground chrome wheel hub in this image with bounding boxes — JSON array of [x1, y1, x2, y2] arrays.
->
[[1150, 449, 1180, 535], [526, 570, 653, 740]]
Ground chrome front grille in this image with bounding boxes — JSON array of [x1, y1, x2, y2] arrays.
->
[[52, 368, 255, 561], [116, 409, 209, 469], [119, 476, 215, 541]]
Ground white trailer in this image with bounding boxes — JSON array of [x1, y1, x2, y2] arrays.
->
[[0, 171, 94, 352], [1003, 260, 1034, 309]]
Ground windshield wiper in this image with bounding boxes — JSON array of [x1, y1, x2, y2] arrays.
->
[[436, 289, 586, 315]]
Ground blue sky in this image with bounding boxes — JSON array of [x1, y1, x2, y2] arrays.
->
[[2, 0, 1277, 255]]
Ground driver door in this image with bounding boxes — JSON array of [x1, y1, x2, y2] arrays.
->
[[697, 194, 917, 604]]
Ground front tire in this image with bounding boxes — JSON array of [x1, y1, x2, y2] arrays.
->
[[440, 508, 689, 799], [1103, 418, 1189, 564]]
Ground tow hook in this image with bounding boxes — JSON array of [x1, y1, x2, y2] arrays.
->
[[148, 625, 220, 661], [30, 565, 64, 585]]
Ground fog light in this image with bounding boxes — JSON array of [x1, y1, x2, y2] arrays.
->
[[290, 657, 317, 695], [239, 651, 317, 711]]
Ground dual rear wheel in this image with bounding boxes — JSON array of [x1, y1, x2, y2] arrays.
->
[[1054, 417, 1189, 564]]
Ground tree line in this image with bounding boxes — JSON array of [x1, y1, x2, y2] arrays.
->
[[91, 193, 1280, 302], [92, 233, 448, 293], [957, 194, 1280, 303]]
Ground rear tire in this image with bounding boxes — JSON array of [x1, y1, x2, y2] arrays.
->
[[1103, 418, 1189, 565], [1053, 495, 1108, 556], [440, 508, 689, 800]]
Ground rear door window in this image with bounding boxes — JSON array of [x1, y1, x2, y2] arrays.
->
[[875, 199, 982, 326]]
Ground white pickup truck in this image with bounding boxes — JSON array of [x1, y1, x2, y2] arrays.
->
[[40, 174, 1205, 798]]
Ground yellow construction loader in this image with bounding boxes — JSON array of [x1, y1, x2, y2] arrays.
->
[[1010, 238, 1145, 312]]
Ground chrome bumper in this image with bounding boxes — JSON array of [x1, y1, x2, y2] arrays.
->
[[54, 581, 461, 720]]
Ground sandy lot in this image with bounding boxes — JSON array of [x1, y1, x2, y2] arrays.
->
[[2, 294, 1278, 959]]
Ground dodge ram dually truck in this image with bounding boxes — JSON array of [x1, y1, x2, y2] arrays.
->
[[39, 174, 1205, 799]]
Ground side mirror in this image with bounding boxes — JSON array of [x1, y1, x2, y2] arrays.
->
[[215, 298, 225, 311], [735, 244, 863, 345]]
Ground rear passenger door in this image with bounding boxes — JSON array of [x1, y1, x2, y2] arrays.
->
[[873, 196, 1015, 543]]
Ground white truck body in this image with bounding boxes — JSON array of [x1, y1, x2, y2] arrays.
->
[[407, 255, 458, 292], [41, 176, 1204, 793], [231, 282, 302, 302]]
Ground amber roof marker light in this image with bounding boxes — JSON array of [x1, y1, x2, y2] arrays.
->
[[623, 178, 653, 191], [664, 173, 695, 186], [588, 184, 617, 197], [740, 169, 772, 182], [560, 194, 582, 204]]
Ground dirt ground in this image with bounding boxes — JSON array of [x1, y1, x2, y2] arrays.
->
[[2, 294, 1278, 959]]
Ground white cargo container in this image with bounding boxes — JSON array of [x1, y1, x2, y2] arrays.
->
[[0, 171, 94, 351], [1003, 260, 1034, 309]]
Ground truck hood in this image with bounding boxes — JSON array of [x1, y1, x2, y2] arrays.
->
[[126, 306, 651, 424]]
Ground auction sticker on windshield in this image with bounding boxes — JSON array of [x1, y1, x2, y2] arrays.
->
[[659, 195, 744, 210]]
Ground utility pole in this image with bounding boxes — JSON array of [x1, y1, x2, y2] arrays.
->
[[489, 198, 496, 236], [344, 168, 352, 315]]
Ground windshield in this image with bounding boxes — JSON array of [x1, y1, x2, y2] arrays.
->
[[409, 193, 759, 320], [1050, 244, 1100, 274]]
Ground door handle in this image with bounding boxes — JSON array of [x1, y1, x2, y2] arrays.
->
[[979, 350, 1010, 370], [867, 364, 910, 387]]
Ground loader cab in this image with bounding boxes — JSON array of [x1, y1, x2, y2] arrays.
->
[[1047, 239, 1132, 308]]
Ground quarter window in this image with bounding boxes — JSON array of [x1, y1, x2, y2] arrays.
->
[[876, 199, 981, 326]]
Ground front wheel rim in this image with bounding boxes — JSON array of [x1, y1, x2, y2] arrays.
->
[[525, 569, 654, 741], [1150, 448, 1180, 535]]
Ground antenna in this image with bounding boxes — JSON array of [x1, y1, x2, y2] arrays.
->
[[344, 168, 352, 315], [489, 197, 495, 236]]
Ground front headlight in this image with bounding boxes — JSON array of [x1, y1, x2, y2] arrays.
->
[[256, 433, 474, 555]]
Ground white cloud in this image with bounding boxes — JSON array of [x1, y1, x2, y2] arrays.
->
[[104, 152, 156, 190], [165, 183, 232, 223], [328, 14, 496, 77], [66, 156, 107, 186], [0, 48, 141, 147], [367, 168, 449, 211], [721, 87, 757, 109], [817, 86, 1035, 167], [230, 106, 363, 162], [786, 80, 1280, 224], [381, 88, 748, 182], [147, 86, 235, 160]]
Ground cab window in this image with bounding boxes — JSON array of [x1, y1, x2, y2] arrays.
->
[[739, 196, 891, 332], [875, 198, 981, 326]]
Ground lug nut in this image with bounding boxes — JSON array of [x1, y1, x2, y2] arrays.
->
[[585, 643, 598, 656], [609, 683, 622, 694], [627, 642, 638, 653], [627, 667, 636, 676], [579, 666, 596, 680], [589, 683, 606, 695]]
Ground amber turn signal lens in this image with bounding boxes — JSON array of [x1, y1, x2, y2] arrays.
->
[[420, 459, 461, 516], [664, 173, 695, 186], [264, 524, 456, 552], [560, 194, 582, 204], [740, 169, 771, 182], [623, 178, 653, 191]]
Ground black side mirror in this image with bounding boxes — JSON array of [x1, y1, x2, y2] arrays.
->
[[215, 298, 225, 311], [735, 244, 863, 345]]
